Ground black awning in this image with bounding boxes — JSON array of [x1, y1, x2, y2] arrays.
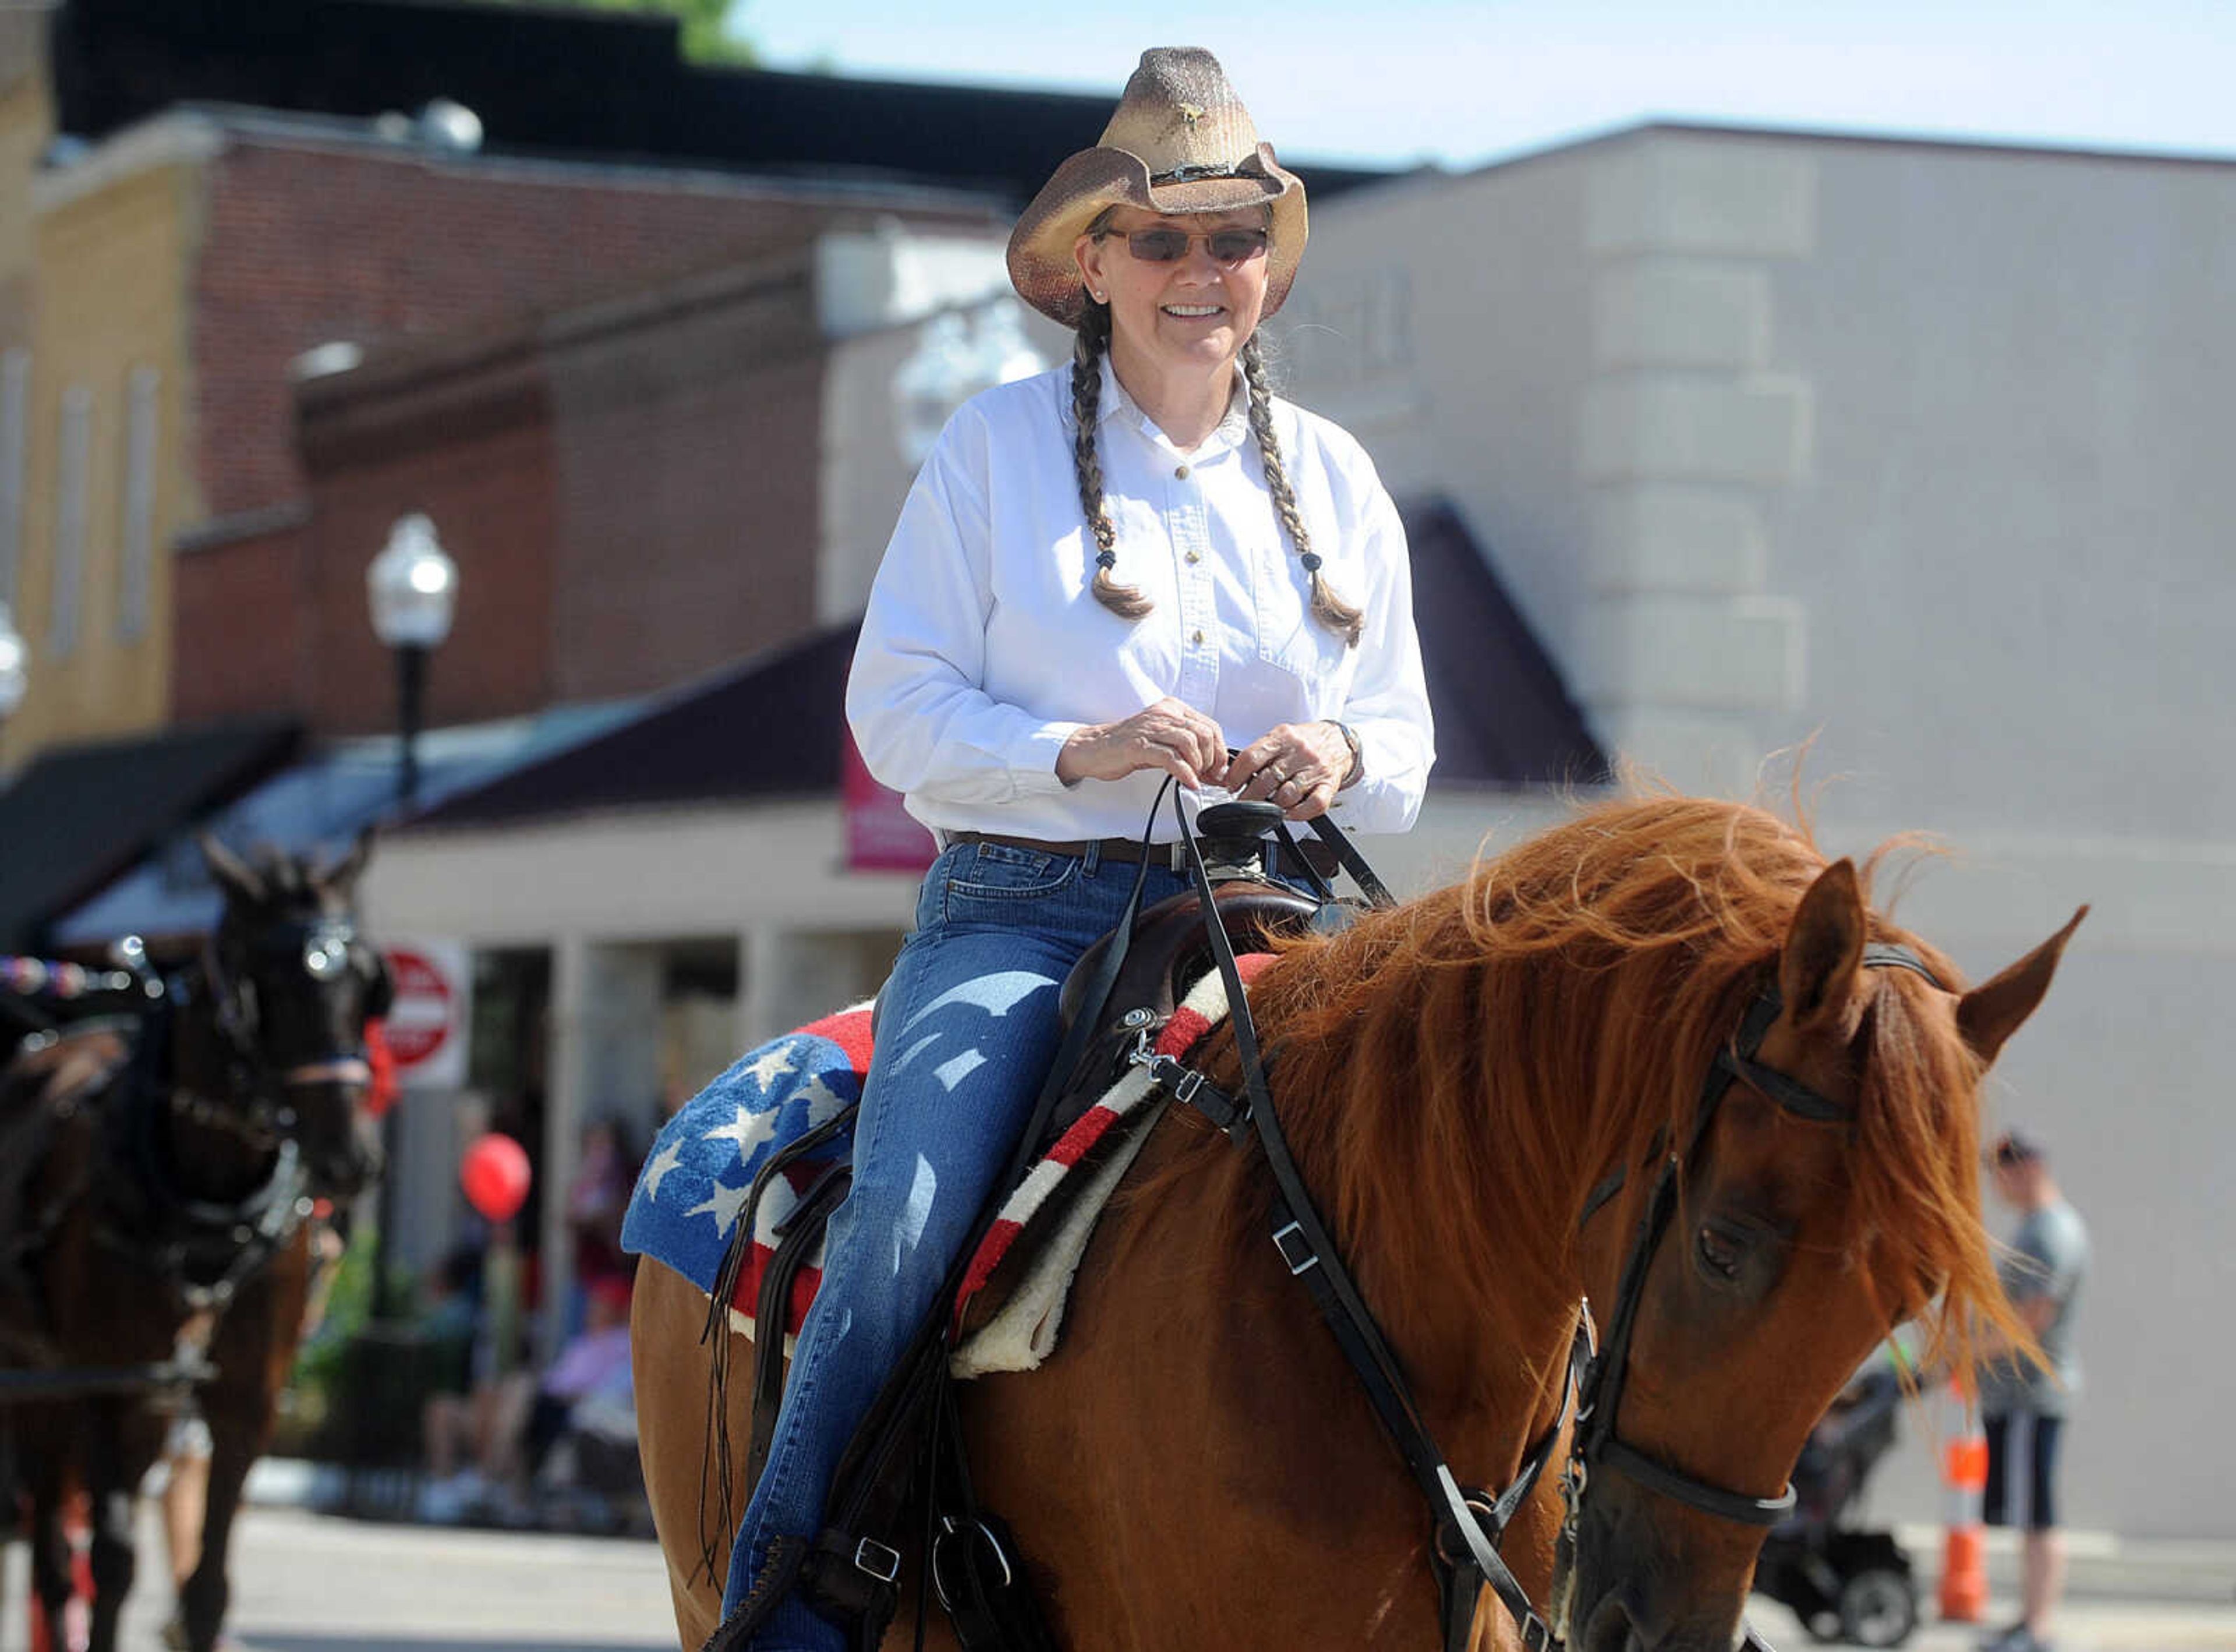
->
[[1401, 499, 1608, 787], [412, 625, 857, 829], [413, 503, 1601, 832], [0, 719, 301, 952]]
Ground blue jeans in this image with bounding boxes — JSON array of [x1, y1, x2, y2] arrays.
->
[[726, 839, 1197, 1649]]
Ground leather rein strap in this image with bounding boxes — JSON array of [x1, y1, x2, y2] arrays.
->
[[1171, 794, 1566, 1652]]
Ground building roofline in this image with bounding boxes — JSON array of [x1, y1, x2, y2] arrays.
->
[[32, 98, 1032, 219], [1444, 114, 2236, 183], [31, 107, 223, 213]]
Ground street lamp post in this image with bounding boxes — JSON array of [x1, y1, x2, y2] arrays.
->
[[0, 602, 28, 755], [361, 515, 457, 1338]]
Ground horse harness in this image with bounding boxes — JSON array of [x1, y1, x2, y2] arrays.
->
[[196, 915, 388, 1146], [7, 920, 383, 1337], [1543, 943, 1945, 1650]]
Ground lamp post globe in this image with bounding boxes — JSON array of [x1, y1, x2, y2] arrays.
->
[[0, 602, 26, 723], [366, 512, 458, 651], [366, 514, 458, 813]]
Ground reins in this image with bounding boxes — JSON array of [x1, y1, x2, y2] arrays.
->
[[1167, 791, 1573, 1652], [1168, 797, 1947, 1652]]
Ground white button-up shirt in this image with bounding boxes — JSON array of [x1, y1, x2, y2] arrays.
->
[[845, 363, 1434, 843]]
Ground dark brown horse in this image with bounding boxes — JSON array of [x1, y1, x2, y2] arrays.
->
[[634, 795, 2080, 1651], [0, 835, 389, 1652]]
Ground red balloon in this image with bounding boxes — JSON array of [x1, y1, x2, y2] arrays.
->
[[460, 1132, 532, 1223]]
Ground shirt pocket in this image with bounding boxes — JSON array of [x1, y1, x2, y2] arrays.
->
[[1254, 543, 1359, 706]]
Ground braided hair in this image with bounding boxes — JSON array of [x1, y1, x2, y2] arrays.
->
[[1240, 335, 1364, 647], [1070, 300, 1152, 619], [1067, 295, 1365, 646]]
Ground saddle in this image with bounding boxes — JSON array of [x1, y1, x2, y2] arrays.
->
[[1041, 877, 1319, 1144]]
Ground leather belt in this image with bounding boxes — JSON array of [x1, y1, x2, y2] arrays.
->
[[948, 830, 1339, 883]]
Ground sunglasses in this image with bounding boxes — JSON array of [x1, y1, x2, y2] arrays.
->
[[1098, 225, 1271, 266]]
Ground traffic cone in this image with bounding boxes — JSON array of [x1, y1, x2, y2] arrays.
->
[[1938, 1413, 1991, 1623], [27, 1491, 94, 1652]]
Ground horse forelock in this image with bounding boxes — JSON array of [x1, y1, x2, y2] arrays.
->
[[1167, 794, 2009, 1389]]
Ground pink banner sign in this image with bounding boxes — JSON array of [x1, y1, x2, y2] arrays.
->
[[843, 733, 936, 874]]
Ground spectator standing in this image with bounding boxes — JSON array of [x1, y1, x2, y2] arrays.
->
[[1977, 1129, 2090, 1652]]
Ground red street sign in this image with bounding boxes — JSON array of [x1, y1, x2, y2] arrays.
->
[[381, 947, 456, 1070]]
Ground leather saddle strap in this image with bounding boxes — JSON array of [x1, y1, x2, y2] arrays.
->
[[1307, 814, 1398, 909], [746, 1160, 855, 1486], [705, 1103, 861, 1348]]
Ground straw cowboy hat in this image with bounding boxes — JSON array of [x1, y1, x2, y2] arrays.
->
[[1008, 47, 1308, 328]]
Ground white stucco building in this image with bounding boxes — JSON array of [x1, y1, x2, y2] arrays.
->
[[1276, 121, 2234, 1538]]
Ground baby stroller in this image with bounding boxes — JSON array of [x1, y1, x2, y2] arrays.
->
[[1752, 1363, 1919, 1647]]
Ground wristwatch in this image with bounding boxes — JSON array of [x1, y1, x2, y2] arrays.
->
[[1333, 721, 1363, 790]]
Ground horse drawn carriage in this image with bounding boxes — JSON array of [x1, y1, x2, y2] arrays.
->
[[0, 836, 390, 1652]]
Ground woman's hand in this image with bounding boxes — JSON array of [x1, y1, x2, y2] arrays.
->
[[1057, 698, 1230, 788], [1224, 721, 1353, 820]]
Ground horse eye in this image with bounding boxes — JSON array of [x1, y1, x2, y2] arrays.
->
[[1696, 1223, 1745, 1283]]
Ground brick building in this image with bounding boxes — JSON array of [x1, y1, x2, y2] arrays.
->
[[170, 119, 1000, 735]]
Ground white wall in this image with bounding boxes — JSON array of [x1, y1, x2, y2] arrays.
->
[[1290, 126, 2236, 1537]]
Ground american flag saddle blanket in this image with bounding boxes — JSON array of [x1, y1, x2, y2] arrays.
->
[[621, 958, 1270, 1377]]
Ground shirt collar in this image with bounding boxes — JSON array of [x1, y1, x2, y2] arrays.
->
[[1096, 364, 1253, 458]]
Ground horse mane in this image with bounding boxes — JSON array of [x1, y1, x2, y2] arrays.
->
[[1151, 794, 2018, 1388]]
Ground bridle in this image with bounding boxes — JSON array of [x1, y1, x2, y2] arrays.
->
[[1547, 943, 1945, 1647], [192, 914, 387, 1145], [1166, 792, 1947, 1652]]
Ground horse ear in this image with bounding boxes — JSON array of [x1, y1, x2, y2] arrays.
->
[[1781, 858, 1867, 1034], [324, 826, 376, 893], [1957, 905, 2088, 1067], [199, 833, 266, 908]]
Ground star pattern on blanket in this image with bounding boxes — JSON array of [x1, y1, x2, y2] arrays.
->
[[622, 1010, 873, 1308], [797, 1070, 850, 1127], [640, 1139, 684, 1202], [742, 1043, 798, 1092], [703, 1099, 781, 1164], [685, 1177, 752, 1237]]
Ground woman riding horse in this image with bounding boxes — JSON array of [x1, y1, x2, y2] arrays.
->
[[720, 47, 1434, 1651]]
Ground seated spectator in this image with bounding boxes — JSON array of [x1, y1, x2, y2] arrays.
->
[[481, 1273, 635, 1515]]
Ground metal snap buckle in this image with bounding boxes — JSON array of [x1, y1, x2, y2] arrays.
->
[[1271, 1221, 1319, 1276], [854, 1537, 901, 1584]]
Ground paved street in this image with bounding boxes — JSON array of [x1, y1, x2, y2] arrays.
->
[[0, 1506, 675, 1652], [3, 1504, 2233, 1651]]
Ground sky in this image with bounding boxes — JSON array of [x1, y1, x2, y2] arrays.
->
[[732, 0, 2235, 172]]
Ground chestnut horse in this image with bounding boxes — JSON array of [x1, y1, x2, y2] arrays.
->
[[0, 837, 388, 1652], [634, 797, 2079, 1651]]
